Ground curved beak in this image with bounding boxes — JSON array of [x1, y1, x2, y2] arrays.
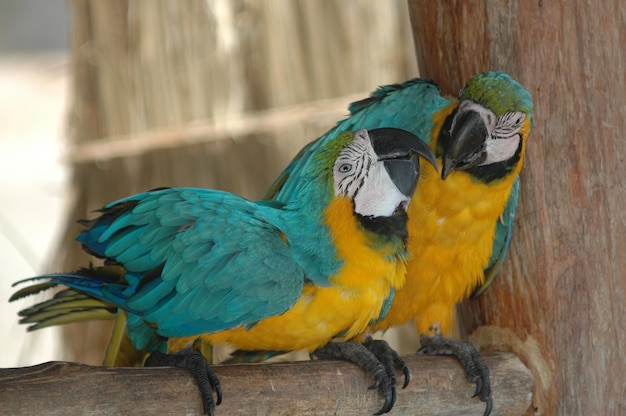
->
[[442, 110, 488, 179], [367, 128, 438, 198]]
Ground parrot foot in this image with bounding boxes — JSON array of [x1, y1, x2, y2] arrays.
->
[[418, 334, 492, 416], [145, 347, 222, 416], [312, 340, 407, 415], [362, 337, 411, 389]]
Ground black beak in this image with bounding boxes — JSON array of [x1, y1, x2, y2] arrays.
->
[[442, 110, 488, 179], [367, 128, 438, 198]]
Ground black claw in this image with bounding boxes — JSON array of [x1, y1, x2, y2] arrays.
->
[[368, 373, 384, 391], [483, 397, 493, 416], [373, 384, 396, 416], [472, 376, 483, 398], [363, 338, 411, 390], [313, 341, 399, 415], [419, 334, 492, 416], [401, 366, 411, 389], [145, 348, 221, 415]]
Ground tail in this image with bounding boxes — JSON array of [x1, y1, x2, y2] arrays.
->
[[9, 266, 124, 331], [11, 264, 132, 314], [10, 287, 117, 331], [10, 266, 152, 367], [10, 286, 150, 367]]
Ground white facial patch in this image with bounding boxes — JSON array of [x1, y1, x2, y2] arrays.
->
[[483, 111, 526, 165], [454, 100, 497, 133], [352, 161, 409, 217], [484, 134, 520, 164], [456, 101, 525, 167], [333, 130, 410, 218]]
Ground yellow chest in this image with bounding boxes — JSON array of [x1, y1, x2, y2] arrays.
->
[[369, 103, 527, 336], [371, 161, 518, 335], [169, 198, 406, 353]]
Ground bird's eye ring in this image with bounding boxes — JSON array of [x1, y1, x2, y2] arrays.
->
[[338, 163, 352, 173]]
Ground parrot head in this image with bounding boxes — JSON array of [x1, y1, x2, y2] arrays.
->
[[439, 71, 534, 182], [331, 128, 437, 217]]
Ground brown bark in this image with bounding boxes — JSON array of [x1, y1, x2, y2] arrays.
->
[[408, 1, 626, 414], [0, 353, 531, 415]]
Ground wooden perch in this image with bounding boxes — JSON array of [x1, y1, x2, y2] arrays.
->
[[0, 352, 531, 415]]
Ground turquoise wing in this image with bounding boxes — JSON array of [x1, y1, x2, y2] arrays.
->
[[19, 188, 306, 337], [471, 177, 520, 298]]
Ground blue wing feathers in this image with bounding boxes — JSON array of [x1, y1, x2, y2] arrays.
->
[[489, 177, 519, 269], [18, 188, 309, 339], [127, 274, 177, 311], [471, 177, 520, 298], [104, 226, 147, 258], [348, 78, 439, 114]]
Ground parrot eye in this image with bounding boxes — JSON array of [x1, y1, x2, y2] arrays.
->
[[338, 163, 352, 173]]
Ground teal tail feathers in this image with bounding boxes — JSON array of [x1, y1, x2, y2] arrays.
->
[[10, 265, 127, 331]]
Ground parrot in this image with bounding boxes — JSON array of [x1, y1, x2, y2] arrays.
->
[[11, 128, 438, 416], [261, 71, 534, 415], [12, 72, 533, 414]]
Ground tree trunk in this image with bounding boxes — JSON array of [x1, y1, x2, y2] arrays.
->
[[408, 1, 626, 414]]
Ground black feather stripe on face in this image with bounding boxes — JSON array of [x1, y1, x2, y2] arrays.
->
[[334, 135, 371, 199]]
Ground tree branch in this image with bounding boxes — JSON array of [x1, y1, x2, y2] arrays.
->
[[0, 352, 531, 415]]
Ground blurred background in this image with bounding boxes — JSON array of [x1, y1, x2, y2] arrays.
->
[[5, 2, 623, 414], [2, 0, 420, 367], [1, 0, 69, 366]]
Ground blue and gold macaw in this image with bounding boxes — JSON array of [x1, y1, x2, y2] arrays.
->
[[11, 128, 438, 415], [264, 71, 533, 415], [13, 72, 532, 415]]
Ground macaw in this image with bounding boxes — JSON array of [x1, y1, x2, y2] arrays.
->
[[11, 128, 438, 416], [13, 72, 532, 414], [262, 71, 534, 415]]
